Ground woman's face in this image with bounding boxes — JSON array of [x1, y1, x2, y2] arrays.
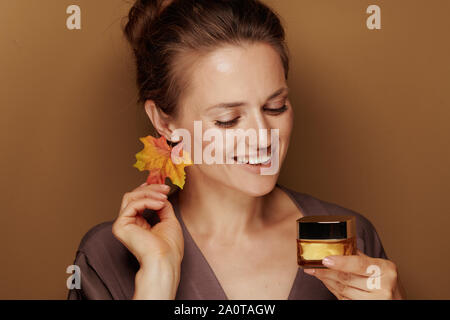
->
[[168, 42, 294, 196]]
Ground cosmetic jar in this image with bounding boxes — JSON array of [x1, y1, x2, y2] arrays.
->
[[297, 215, 357, 268]]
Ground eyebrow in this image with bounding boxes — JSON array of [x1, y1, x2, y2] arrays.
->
[[205, 86, 289, 111]]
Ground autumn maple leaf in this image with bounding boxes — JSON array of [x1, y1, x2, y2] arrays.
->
[[133, 135, 193, 189]]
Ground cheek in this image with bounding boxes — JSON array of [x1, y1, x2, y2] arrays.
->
[[284, 105, 295, 131], [284, 107, 294, 135], [272, 109, 294, 146], [281, 118, 294, 146]]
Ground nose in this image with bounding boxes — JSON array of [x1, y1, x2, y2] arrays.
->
[[246, 108, 272, 154]]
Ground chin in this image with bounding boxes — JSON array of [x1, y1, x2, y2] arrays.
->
[[240, 183, 277, 197], [197, 162, 282, 196], [230, 173, 279, 197]]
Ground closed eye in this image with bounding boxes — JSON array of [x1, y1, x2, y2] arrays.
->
[[263, 104, 288, 115], [215, 117, 241, 128], [214, 104, 288, 128]]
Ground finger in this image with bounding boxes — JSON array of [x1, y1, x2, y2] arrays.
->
[[118, 197, 167, 219], [155, 200, 177, 224], [320, 277, 375, 300], [305, 268, 371, 292], [122, 184, 170, 209], [322, 254, 387, 277], [133, 183, 170, 193], [121, 188, 168, 211], [120, 196, 177, 226]]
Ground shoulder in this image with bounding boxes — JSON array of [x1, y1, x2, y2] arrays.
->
[[69, 221, 138, 299], [278, 184, 374, 228], [77, 221, 116, 253], [74, 220, 138, 269], [300, 191, 377, 234], [278, 184, 389, 259]]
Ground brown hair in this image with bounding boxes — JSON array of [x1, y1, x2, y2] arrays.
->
[[124, 0, 290, 118]]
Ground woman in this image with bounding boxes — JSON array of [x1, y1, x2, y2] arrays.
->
[[68, 0, 404, 300]]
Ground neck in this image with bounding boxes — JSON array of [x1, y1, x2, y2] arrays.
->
[[178, 174, 276, 242]]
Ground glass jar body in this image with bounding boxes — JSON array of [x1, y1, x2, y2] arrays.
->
[[297, 237, 357, 268]]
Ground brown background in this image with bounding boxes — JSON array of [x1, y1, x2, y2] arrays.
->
[[0, 0, 449, 299]]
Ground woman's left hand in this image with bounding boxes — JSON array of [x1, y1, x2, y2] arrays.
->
[[303, 250, 404, 300]]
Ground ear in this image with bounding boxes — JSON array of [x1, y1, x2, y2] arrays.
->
[[144, 100, 175, 140]]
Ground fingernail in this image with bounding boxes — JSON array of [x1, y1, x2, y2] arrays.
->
[[322, 257, 335, 266], [159, 193, 168, 199], [161, 184, 170, 190]]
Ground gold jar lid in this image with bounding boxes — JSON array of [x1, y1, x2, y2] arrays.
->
[[296, 215, 356, 239]]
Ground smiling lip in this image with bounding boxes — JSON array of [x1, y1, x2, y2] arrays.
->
[[232, 155, 272, 174]]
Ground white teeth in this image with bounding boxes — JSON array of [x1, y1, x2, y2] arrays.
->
[[236, 154, 271, 165], [249, 154, 271, 165], [237, 157, 247, 164]]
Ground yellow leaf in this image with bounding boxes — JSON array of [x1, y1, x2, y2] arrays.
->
[[133, 135, 193, 189]]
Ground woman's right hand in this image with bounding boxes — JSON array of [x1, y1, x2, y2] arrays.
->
[[112, 182, 184, 299]]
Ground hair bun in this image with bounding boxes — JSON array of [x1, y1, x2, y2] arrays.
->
[[124, 0, 173, 51]]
